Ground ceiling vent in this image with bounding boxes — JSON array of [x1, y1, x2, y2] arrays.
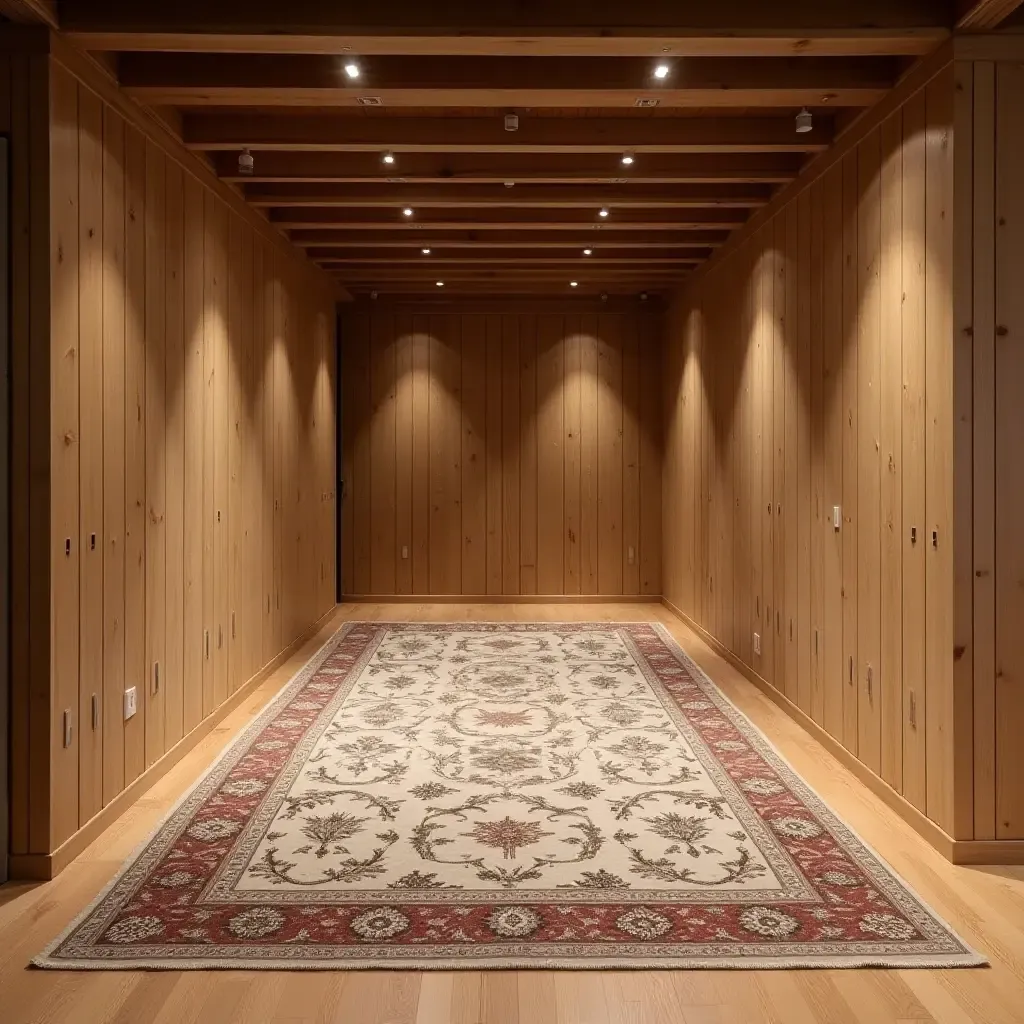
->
[[357, 96, 385, 106], [634, 97, 660, 108]]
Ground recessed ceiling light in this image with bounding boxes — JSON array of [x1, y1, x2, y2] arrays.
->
[[795, 108, 813, 133], [436, 281, 445, 287], [599, 208, 609, 218], [570, 281, 578, 288], [403, 208, 414, 217], [621, 152, 634, 166], [422, 248, 431, 254], [382, 150, 395, 164], [583, 249, 593, 255], [653, 63, 670, 80], [343, 62, 361, 79]]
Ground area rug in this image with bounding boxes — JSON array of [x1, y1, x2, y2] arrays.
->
[[36, 622, 984, 970]]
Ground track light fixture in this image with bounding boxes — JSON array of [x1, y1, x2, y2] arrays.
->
[[599, 208, 610, 218], [504, 113, 519, 131], [795, 108, 813, 133], [621, 152, 635, 166], [403, 208, 414, 217], [238, 148, 254, 176], [436, 281, 445, 287], [343, 61, 361, 79], [570, 282, 579, 288], [422, 248, 431, 255], [583, 249, 593, 256], [382, 150, 395, 165], [653, 63, 670, 80]]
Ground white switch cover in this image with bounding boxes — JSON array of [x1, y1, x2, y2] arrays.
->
[[124, 686, 138, 721], [833, 505, 842, 530], [753, 632, 761, 655], [401, 545, 409, 560]]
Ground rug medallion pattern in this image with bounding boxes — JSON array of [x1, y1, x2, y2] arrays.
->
[[37, 622, 982, 969]]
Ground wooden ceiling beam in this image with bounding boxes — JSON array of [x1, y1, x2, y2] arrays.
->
[[183, 113, 832, 153], [0, 0, 58, 26], [301, 232, 725, 250], [216, 151, 803, 184], [271, 208, 746, 231], [243, 182, 774, 209], [957, 0, 1024, 29], [315, 256, 704, 266], [61, 0, 947, 56], [118, 53, 897, 109], [313, 246, 709, 261]]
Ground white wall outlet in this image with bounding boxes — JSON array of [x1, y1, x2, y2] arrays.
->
[[124, 686, 138, 721], [628, 546, 635, 565], [833, 505, 841, 530], [753, 632, 761, 655], [401, 545, 409, 560]]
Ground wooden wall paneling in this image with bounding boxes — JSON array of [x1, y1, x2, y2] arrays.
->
[[597, 315, 624, 596], [260, 243, 277, 661], [200, 190, 216, 715], [822, 163, 845, 742], [536, 314, 564, 595], [100, 103, 126, 806], [50, 63, 81, 846], [123, 123, 147, 780], [225, 212, 242, 683], [271, 265, 286, 648], [772, 212, 786, 694], [211, 200, 229, 707], [621, 315, 640, 596], [163, 160, 185, 746], [250, 235, 266, 669], [484, 314, 503, 594], [411, 315, 431, 593], [995, 60, 1024, 839], [797, 188, 812, 717], [857, 126, 882, 777], [462, 314, 488, 594], [972, 60, 997, 841], [348, 313, 371, 594], [519, 315, 538, 595], [77, 82, 103, 825], [809, 182, 825, 727], [784, 199, 799, 703], [639, 314, 662, 596], [579, 314, 598, 595], [924, 69, 957, 835], [143, 140, 166, 768], [499, 315, 520, 594], [240, 222, 256, 685], [370, 311, 397, 594], [901, 89, 928, 814], [733, 251, 750, 669], [761, 226, 776, 688], [880, 110, 905, 792], [750, 230, 765, 677], [395, 312, 414, 595], [428, 314, 462, 594], [841, 149, 860, 757], [563, 315, 582, 595]]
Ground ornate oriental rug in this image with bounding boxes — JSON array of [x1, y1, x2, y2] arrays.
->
[[37, 622, 983, 970]]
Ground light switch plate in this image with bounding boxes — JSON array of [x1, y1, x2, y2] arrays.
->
[[833, 505, 841, 530], [124, 686, 138, 721], [753, 632, 761, 655]]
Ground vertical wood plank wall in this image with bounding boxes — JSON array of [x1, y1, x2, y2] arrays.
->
[[957, 52, 1024, 841], [662, 65, 971, 840], [341, 305, 662, 598], [10, 57, 338, 861]]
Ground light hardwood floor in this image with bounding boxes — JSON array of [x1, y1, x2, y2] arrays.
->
[[3, 603, 1023, 1024]]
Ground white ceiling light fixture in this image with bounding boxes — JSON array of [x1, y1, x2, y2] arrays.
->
[[436, 281, 445, 287], [570, 281, 579, 288], [343, 61, 361, 79], [795, 108, 814, 133], [403, 207, 414, 217], [504, 113, 519, 131], [583, 249, 593, 256], [238, 148, 254, 176], [422, 248, 431, 254], [599, 208, 610, 218], [382, 150, 395, 164], [621, 152, 635, 166], [653, 63, 670, 80]]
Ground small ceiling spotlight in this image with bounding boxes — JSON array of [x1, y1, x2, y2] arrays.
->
[[343, 61, 361, 79], [382, 150, 395, 165], [599, 208, 610, 218], [436, 281, 445, 287], [422, 248, 431, 255], [653, 63, 670, 80], [621, 152, 635, 166], [583, 248, 593, 256], [504, 112, 519, 131], [403, 207, 414, 217], [795, 107, 814, 133], [570, 281, 579, 288], [600, 291, 609, 302], [238, 148, 254, 176], [504, 181, 515, 188]]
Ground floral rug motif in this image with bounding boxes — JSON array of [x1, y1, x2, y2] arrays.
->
[[36, 622, 984, 969]]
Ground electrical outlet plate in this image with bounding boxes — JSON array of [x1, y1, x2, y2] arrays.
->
[[124, 686, 138, 721]]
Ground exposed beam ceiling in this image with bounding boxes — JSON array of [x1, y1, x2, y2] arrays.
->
[[51, 0, 961, 294], [60, 0, 948, 56], [957, 0, 1024, 28], [119, 54, 898, 109], [0, 0, 57, 26]]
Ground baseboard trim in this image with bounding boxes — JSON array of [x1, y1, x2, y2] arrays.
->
[[8, 606, 339, 882], [950, 841, 1024, 866], [342, 594, 663, 605], [660, 598, 962, 863]]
